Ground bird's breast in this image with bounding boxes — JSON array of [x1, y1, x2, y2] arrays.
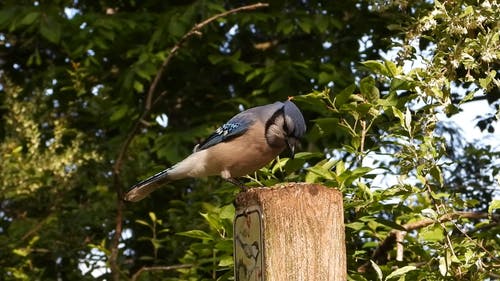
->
[[205, 123, 285, 178]]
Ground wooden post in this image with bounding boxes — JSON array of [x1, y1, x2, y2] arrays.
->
[[234, 183, 346, 281]]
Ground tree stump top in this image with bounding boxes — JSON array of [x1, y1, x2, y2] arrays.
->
[[234, 183, 346, 281]]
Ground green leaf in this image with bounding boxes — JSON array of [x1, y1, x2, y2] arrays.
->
[[20, 11, 40, 26], [336, 160, 345, 175], [276, 18, 294, 35], [460, 5, 474, 17], [12, 146, 23, 154], [201, 212, 222, 232], [392, 106, 405, 128], [110, 105, 128, 121], [219, 204, 235, 220], [335, 84, 356, 107], [360, 76, 379, 103], [385, 266, 417, 280], [177, 230, 213, 240], [297, 18, 312, 33], [39, 15, 61, 44], [479, 70, 497, 89], [430, 166, 443, 187], [338, 167, 373, 187], [361, 60, 388, 76], [232, 60, 252, 74], [421, 208, 438, 220], [13, 248, 30, 257], [489, 200, 500, 215], [384, 60, 399, 77], [371, 260, 384, 281], [0, 8, 18, 29], [390, 78, 410, 92], [351, 166, 373, 178], [27, 48, 42, 66], [307, 165, 334, 180], [218, 255, 233, 267], [356, 103, 373, 116], [271, 157, 289, 173], [246, 68, 263, 82], [215, 239, 233, 252], [305, 158, 338, 183], [444, 104, 460, 116], [460, 90, 477, 104], [268, 76, 286, 93], [419, 225, 444, 242], [314, 14, 330, 32], [148, 212, 157, 223], [135, 219, 150, 227], [293, 152, 324, 160], [318, 72, 333, 84], [133, 80, 144, 93], [208, 54, 224, 64], [168, 16, 186, 37], [345, 221, 365, 231]]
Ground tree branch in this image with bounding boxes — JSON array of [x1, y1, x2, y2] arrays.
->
[[107, 3, 269, 281], [357, 211, 497, 273], [146, 2, 269, 110], [112, 1, 269, 183]]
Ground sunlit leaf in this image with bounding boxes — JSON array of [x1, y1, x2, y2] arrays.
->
[[385, 266, 417, 280], [419, 225, 444, 242], [361, 60, 388, 76], [177, 230, 214, 241], [489, 200, 500, 216], [219, 204, 235, 220], [371, 260, 384, 281], [345, 221, 365, 231]]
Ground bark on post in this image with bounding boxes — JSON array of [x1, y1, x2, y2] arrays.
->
[[234, 183, 346, 281]]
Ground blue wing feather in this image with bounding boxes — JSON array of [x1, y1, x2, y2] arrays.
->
[[196, 113, 255, 151]]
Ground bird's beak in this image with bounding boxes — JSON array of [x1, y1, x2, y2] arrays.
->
[[286, 139, 295, 159]]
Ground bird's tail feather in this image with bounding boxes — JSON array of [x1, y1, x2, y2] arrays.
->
[[124, 169, 170, 202]]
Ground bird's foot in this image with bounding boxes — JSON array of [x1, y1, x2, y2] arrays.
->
[[225, 177, 249, 192]]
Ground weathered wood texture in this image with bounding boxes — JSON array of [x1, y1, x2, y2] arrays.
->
[[234, 183, 346, 281]]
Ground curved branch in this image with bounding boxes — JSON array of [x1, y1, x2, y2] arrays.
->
[[145, 2, 269, 110], [113, 1, 269, 178], [108, 3, 269, 281]]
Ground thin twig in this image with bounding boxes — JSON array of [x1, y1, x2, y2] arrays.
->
[[21, 214, 51, 241], [357, 211, 496, 273], [360, 120, 366, 153], [109, 175, 124, 281], [395, 230, 404, 261], [108, 3, 269, 281], [450, 220, 499, 263], [131, 264, 194, 281], [146, 2, 269, 110]]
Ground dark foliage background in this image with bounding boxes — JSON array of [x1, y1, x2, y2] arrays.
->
[[0, 0, 499, 280]]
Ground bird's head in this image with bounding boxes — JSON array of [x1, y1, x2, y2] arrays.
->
[[265, 100, 306, 158]]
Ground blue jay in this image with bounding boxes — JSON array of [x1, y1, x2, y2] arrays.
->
[[124, 100, 306, 202]]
